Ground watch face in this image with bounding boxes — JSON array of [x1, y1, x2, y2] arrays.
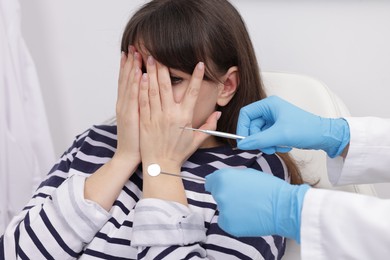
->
[[147, 163, 161, 177]]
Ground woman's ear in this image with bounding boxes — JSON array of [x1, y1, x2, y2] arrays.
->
[[217, 66, 239, 107]]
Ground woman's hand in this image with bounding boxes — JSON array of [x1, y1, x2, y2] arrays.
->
[[139, 56, 219, 204], [139, 56, 218, 172], [114, 46, 143, 167], [84, 47, 143, 211]]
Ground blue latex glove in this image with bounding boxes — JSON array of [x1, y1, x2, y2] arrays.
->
[[205, 168, 310, 243], [237, 95, 350, 158]]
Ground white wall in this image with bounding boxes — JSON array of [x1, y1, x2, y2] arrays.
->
[[20, 0, 390, 197]]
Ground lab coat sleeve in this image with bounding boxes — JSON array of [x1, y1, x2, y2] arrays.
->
[[327, 117, 390, 185], [301, 188, 390, 259]]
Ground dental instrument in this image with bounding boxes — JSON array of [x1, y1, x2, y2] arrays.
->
[[180, 126, 292, 150], [147, 163, 205, 182], [180, 126, 245, 140]]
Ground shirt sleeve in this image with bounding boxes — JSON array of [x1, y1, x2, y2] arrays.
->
[[301, 188, 390, 259], [1, 137, 110, 259], [51, 173, 110, 243], [131, 198, 206, 246], [327, 117, 390, 185]]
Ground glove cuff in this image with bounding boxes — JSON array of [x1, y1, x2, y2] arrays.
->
[[275, 183, 310, 243], [323, 118, 351, 158], [333, 118, 350, 157]]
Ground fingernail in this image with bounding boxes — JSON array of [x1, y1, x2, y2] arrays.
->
[[147, 56, 155, 65], [197, 62, 204, 70], [142, 73, 148, 81], [121, 51, 126, 59], [216, 111, 222, 120], [128, 45, 134, 55]]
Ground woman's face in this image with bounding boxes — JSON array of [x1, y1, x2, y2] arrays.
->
[[168, 68, 221, 128], [168, 68, 224, 148], [138, 50, 226, 147]]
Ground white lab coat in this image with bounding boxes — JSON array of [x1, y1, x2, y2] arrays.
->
[[301, 117, 390, 259], [0, 0, 55, 234]]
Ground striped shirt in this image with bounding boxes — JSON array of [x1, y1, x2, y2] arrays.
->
[[1, 124, 290, 259]]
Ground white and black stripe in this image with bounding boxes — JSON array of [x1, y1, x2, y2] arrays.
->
[[1, 124, 289, 259]]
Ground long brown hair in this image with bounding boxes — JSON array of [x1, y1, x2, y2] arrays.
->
[[121, 0, 303, 184]]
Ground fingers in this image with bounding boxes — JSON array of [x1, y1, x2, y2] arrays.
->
[[117, 46, 135, 107], [199, 111, 221, 131], [141, 59, 204, 119], [275, 146, 292, 153], [237, 124, 291, 154], [117, 46, 143, 115], [236, 104, 262, 138], [115, 46, 143, 163], [123, 52, 142, 117], [192, 111, 221, 147], [118, 51, 126, 82], [141, 56, 173, 121], [146, 56, 161, 115], [236, 96, 279, 136], [238, 129, 274, 151], [240, 97, 275, 120], [248, 118, 267, 135], [139, 73, 150, 121], [118, 46, 133, 85], [182, 62, 204, 114], [157, 62, 174, 111]]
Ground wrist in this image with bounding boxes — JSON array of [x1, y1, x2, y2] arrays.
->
[[143, 160, 181, 175], [321, 118, 350, 158], [334, 118, 350, 157], [111, 155, 140, 176], [275, 183, 310, 243], [142, 160, 187, 205]]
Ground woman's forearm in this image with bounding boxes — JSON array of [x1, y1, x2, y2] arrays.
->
[[84, 157, 139, 211], [142, 161, 188, 206]]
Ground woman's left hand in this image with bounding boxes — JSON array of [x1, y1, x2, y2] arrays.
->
[[139, 56, 219, 173]]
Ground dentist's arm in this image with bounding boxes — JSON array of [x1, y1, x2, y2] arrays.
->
[[205, 168, 310, 242], [205, 168, 390, 259], [236, 96, 350, 158]]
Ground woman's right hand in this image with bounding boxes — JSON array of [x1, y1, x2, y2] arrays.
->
[[114, 46, 143, 167], [84, 47, 143, 211]]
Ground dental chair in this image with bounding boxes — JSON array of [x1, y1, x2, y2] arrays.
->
[[261, 71, 377, 259]]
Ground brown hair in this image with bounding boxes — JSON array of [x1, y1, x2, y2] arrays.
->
[[121, 0, 303, 184]]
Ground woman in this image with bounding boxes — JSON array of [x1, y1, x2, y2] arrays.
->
[[1, 0, 303, 259]]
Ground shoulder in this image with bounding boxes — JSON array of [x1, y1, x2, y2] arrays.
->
[[80, 124, 117, 143], [249, 152, 288, 181], [195, 146, 288, 181], [75, 124, 117, 149], [67, 124, 118, 173]]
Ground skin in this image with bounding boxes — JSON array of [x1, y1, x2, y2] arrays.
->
[[84, 46, 143, 211], [84, 46, 237, 210]]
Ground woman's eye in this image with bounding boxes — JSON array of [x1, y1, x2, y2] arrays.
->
[[170, 76, 183, 85]]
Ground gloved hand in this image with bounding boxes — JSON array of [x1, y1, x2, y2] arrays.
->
[[236, 95, 350, 158], [205, 168, 310, 243]]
